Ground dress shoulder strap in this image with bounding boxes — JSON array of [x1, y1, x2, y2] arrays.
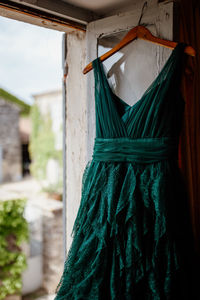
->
[[142, 42, 188, 98]]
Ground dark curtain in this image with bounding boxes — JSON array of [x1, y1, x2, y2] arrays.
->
[[178, 0, 200, 255]]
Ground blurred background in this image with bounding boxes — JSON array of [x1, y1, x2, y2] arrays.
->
[[0, 15, 64, 300]]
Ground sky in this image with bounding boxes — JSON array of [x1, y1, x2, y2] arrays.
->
[[0, 16, 63, 105]]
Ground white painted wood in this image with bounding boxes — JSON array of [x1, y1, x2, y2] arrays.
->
[[65, 31, 87, 252]]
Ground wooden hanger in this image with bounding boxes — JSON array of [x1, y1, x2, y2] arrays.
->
[[82, 25, 196, 75]]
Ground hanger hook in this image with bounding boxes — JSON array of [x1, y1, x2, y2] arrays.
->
[[97, 33, 105, 57], [138, 1, 148, 26]]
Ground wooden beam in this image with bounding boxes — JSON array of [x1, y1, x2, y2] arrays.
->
[[0, 0, 95, 32], [11, 0, 99, 23]]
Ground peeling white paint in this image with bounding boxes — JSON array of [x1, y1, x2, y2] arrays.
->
[[66, 31, 87, 251]]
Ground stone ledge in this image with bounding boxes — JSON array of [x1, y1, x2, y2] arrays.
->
[[4, 295, 21, 300]]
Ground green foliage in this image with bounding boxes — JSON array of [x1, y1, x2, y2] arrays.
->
[[29, 104, 63, 191], [0, 88, 30, 116], [0, 199, 29, 299]]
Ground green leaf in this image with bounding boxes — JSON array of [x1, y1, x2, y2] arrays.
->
[[0, 199, 29, 298]]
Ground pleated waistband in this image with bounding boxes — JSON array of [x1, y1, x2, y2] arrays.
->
[[92, 137, 178, 163]]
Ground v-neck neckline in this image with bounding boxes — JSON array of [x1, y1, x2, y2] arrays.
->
[[96, 43, 181, 116]]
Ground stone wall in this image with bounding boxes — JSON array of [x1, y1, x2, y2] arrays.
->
[[42, 204, 64, 294], [22, 196, 64, 296], [0, 98, 22, 182]]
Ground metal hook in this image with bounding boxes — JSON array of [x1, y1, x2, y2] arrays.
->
[[97, 33, 105, 57], [138, 1, 148, 26]]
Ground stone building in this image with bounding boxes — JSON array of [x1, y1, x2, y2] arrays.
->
[[0, 88, 31, 183], [0, 97, 22, 182], [32, 89, 63, 188], [32, 89, 62, 152]]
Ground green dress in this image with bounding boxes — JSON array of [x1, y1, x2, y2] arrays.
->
[[54, 43, 198, 299]]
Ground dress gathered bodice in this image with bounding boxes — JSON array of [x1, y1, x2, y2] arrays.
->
[[92, 43, 185, 140]]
